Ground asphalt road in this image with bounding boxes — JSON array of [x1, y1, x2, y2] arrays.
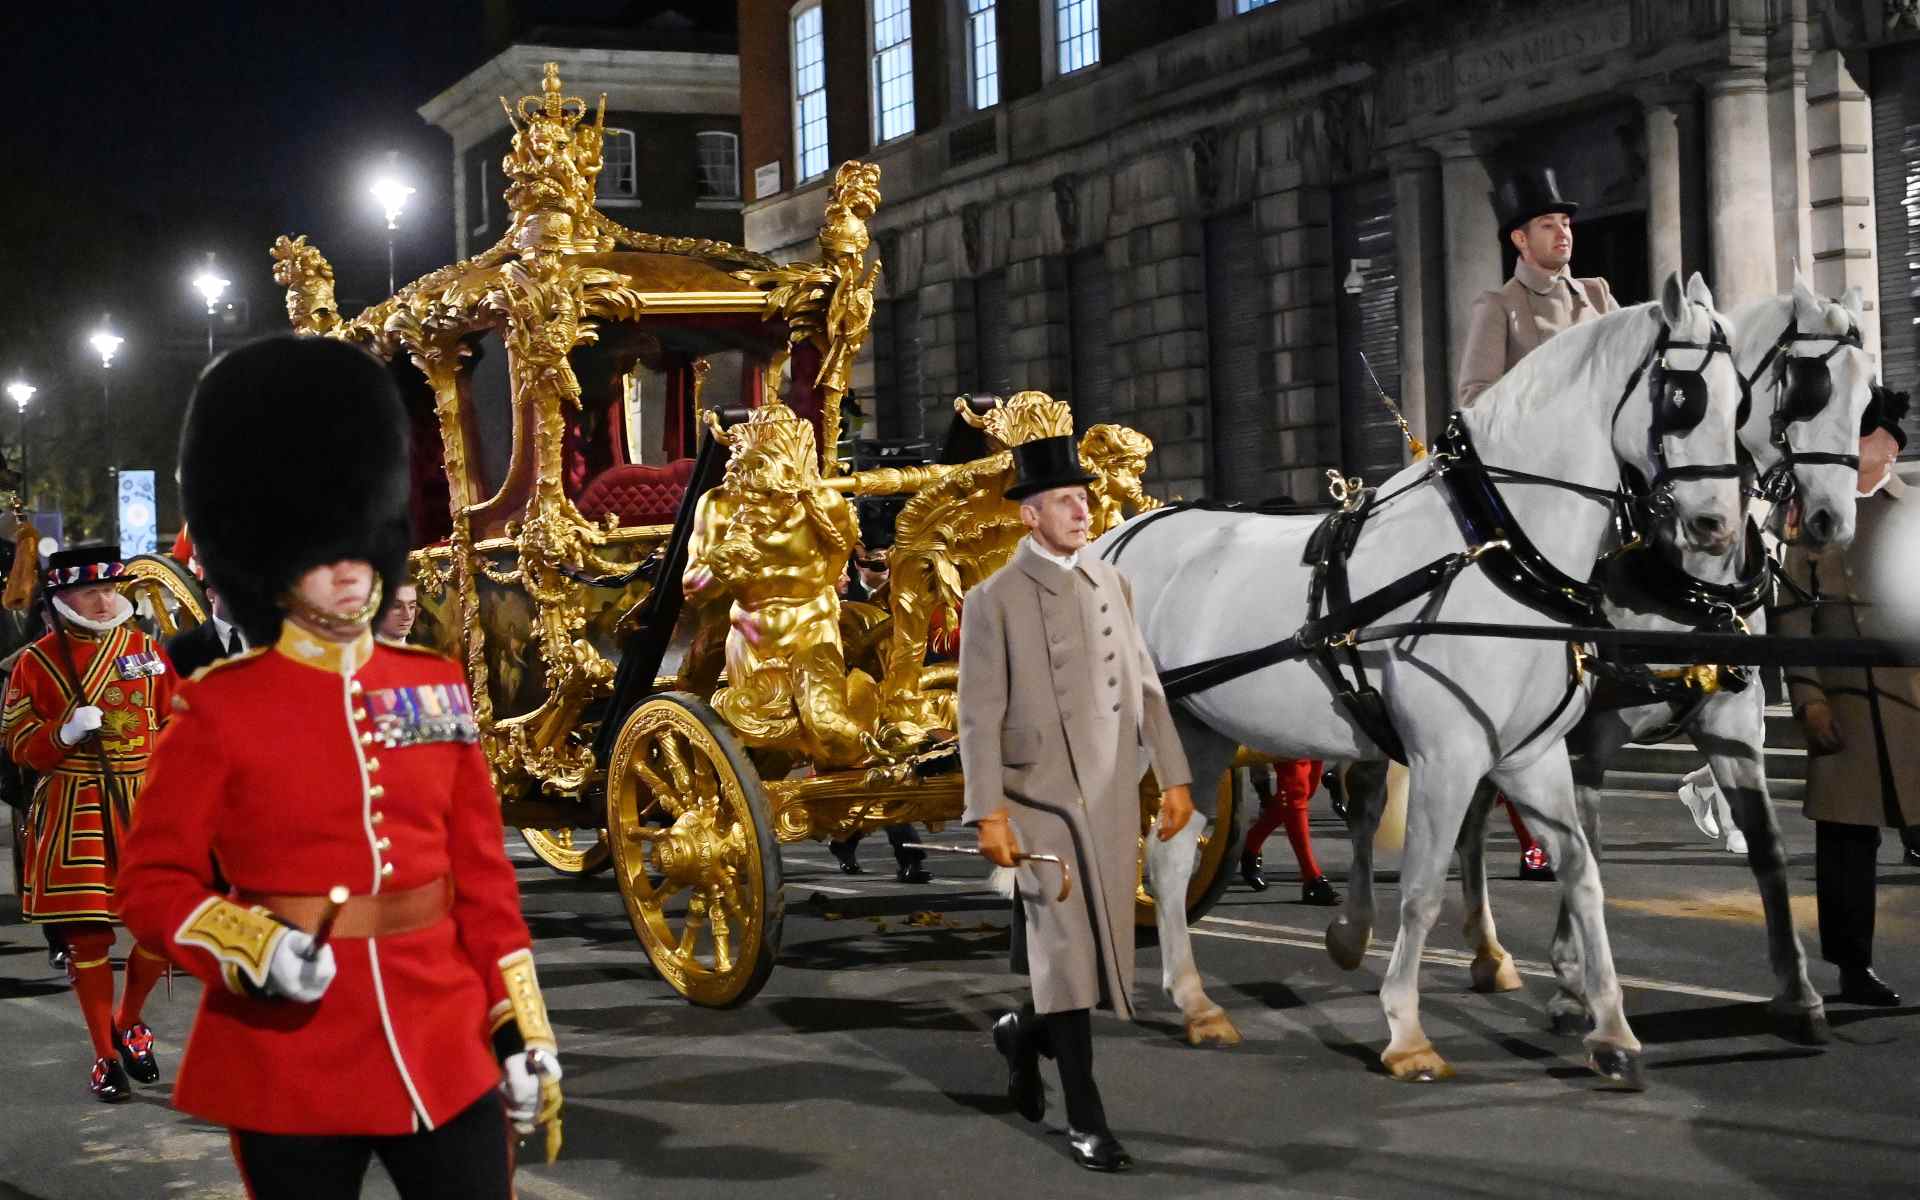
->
[[2, 790, 1916, 1200]]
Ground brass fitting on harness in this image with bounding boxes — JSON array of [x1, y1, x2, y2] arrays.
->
[[1326, 469, 1367, 511], [1464, 538, 1512, 563]]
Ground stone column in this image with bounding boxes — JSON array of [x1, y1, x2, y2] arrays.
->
[[1704, 68, 1777, 309], [1806, 49, 1880, 360], [1638, 86, 1689, 289], [1431, 132, 1502, 403], [1386, 145, 1447, 446]]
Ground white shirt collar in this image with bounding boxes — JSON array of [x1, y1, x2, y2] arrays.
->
[[210, 612, 245, 650], [1026, 537, 1080, 571]]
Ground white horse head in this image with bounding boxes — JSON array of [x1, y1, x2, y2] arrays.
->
[[1730, 272, 1875, 550]]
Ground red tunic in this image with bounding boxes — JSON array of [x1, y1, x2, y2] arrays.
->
[[117, 627, 533, 1136], [2, 620, 173, 923]]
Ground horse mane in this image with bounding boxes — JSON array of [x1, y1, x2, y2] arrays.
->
[[1461, 301, 1662, 447]]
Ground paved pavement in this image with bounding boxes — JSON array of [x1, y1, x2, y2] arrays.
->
[[2, 790, 1916, 1199]]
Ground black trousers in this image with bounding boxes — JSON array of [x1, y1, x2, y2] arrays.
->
[[1815, 820, 1882, 970], [231, 1093, 511, 1200], [1021, 1003, 1110, 1136]]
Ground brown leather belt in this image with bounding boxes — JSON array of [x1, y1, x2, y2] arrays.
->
[[238, 876, 451, 939]]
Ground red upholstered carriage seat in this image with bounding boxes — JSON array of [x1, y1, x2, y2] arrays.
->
[[575, 459, 697, 527]]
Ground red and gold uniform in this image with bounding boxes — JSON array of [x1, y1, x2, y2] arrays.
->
[[3, 620, 173, 922], [117, 626, 536, 1136]]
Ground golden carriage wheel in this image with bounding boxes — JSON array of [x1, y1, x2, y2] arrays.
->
[[117, 554, 210, 637], [516, 827, 614, 877], [1134, 770, 1241, 928], [605, 691, 783, 1008]]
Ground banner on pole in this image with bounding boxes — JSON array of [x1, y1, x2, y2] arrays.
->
[[118, 469, 156, 558]]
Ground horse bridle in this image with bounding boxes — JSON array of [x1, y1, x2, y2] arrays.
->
[[1611, 317, 1743, 518], [1736, 316, 1865, 502]]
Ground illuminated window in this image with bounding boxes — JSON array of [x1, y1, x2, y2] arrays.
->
[[872, 0, 915, 143], [1056, 0, 1099, 75], [603, 128, 638, 200], [1235, 0, 1279, 11], [968, 0, 999, 110], [696, 131, 740, 200], [793, 3, 829, 182]]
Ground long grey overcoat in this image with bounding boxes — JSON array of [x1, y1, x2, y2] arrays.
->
[[958, 538, 1192, 1018], [1782, 465, 1920, 829]]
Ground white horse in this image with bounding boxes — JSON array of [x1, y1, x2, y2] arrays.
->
[[1107, 272, 1746, 1086], [1421, 279, 1877, 1046]]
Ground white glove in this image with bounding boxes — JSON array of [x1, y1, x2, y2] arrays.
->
[[263, 930, 337, 1003], [58, 706, 103, 746], [501, 1048, 562, 1131]]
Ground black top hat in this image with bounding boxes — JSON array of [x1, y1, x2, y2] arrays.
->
[[180, 335, 412, 645], [1005, 435, 1097, 502], [44, 545, 125, 595], [1492, 167, 1580, 241]]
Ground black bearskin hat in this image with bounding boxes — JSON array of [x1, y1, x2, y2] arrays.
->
[[179, 335, 411, 645], [1864, 383, 1911, 451]]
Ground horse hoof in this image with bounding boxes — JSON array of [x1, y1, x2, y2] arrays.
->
[[1325, 918, 1369, 971], [1470, 952, 1524, 994], [1788, 1010, 1832, 1046], [1382, 1045, 1454, 1082], [1184, 1006, 1243, 1048], [1547, 1008, 1593, 1038], [1587, 1046, 1647, 1091]]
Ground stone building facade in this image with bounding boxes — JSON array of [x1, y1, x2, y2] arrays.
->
[[741, 0, 1915, 502]]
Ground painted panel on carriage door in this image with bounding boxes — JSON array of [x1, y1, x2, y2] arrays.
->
[[1067, 246, 1112, 431], [1332, 176, 1405, 489], [1205, 209, 1263, 502], [1874, 39, 1920, 449]]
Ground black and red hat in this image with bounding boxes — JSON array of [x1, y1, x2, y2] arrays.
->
[[43, 545, 125, 595]]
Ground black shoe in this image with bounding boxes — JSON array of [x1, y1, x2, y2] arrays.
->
[[993, 1011, 1045, 1123], [1838, 967, 1900, 1007], [48, 943, 70, 972], [828, 842, 865, 875], [115, 1023, 160, 1084], [89, 1056, 132, 1104], [1238, 852, 1268, 892], [1904, 845, 1920, 868], [1067, 1129, 1134, 1172], [896, 862, 933, 884], [1301, 875, 1341, 906]]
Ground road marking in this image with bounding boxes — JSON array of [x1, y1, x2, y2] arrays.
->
[[785, 880, 864, 896], [1195, 914, 1770, 1004]]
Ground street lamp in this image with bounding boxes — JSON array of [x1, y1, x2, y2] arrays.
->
[[369, 161, 415, 296], [191, 257, 230, 360], [5, 380, 33, 503], [89, 322, 124, 542]]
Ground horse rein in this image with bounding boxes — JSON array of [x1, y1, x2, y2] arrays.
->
[[1610, 317, 1744, 518], [1736, 315, 1865, 503]]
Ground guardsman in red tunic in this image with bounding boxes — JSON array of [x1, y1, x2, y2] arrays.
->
[[117, 336, 561, 1200], [3, 545, 175, 1102]]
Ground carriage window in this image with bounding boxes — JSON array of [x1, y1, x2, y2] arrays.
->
[[1234, 0, 1278, 12], [603, 128, 638, 202], [470, 155, 489, 237], [696, 131, 740, 202]]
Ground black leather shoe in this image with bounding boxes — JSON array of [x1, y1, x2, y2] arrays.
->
[[1904, 845, 1920, 868], [1838, 967, 1900, 1007], [89, 1056, 132, 1104], [1301, 875, 1341, 906], [116, 1023, 160, 1084], [1068, 1129, 1134, 1172], [1238, 852, 1268, 892], [828, 841, 865, 875], [993, 1011, 1044, 1123], [48, 943, 70, 972], [896, 862, 933, 884]]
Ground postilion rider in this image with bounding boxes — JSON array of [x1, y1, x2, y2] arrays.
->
[[1456, 164, 1620, 881], [116, 336, 561, 1199], [3, 546, 175, 1102], [957, 429, 1194, 1173]]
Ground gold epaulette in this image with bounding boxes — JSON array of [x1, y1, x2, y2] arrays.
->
[[187, 646, 271, 684], [175, 895, 288, 994]]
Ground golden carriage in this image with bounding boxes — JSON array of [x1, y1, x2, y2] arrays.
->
[[248, 65, 1241, 1006]]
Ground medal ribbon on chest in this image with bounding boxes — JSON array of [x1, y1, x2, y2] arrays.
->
[[114, 650, 167, 680], [365, 682, 481, 748]]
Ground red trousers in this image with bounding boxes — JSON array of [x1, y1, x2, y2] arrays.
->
[[1246, 760, 1325, 879]]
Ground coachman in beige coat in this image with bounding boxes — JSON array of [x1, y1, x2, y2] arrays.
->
[[957, 432, 1191, 1172]]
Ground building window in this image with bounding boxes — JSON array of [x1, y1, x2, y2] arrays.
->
[[872, 0, 915, 143], [696, 131, 740, 201], [470, 154, 490, 236], [1056, 0, 1100, 76], [1235, 0, 1279, 11], [968, 0, 999, 110], [603, 128, 638, 202], [793, 3, 829, 182]]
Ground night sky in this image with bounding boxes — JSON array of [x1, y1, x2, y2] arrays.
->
[[1, 3, 489, 537]]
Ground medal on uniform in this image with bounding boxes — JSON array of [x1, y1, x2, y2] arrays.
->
[[365, 682, 480, 747], [114, 651, 167, 679]]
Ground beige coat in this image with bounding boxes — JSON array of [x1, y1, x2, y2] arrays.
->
[[1456, 260, 1619, 406], [957, 538, 1192, 1017], [1782, 466, 1920, 829]]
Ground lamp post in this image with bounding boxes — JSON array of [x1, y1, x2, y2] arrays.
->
[[369, 162, 415, 296], [89, 323, 123, 543], [5, 380, 33, 504], [192, 257, 231, 360]]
